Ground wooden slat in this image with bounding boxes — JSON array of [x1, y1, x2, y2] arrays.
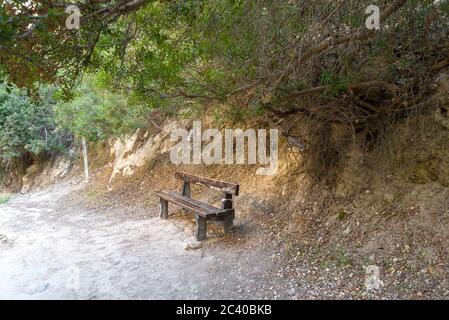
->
[[165, 191, 224, 214], [175, 172, 239, 195], [154, 191, 226, 218]]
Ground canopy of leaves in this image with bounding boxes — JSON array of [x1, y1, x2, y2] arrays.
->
[[1, 0, 449, 135], [1, 0, 449, 182], [0, 0, 153, 90]]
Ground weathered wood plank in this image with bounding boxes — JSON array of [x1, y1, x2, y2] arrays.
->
[[166, 191, 224, 214], [154, 191, 226, 217], [182, 181, 191, 198], [222, 192, 233, 210], [160, 198, 168, 219], [175, 172, 239, 195]]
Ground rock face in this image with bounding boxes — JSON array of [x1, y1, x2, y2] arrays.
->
[[108, 120, 189, 184], [21, 156, 73, 193], [17, 120, 188, 193]]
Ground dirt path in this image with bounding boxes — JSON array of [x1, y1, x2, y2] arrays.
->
[[0, 181, 295, 300]]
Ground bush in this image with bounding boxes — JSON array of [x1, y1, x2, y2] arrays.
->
[[0, 83, 71, 161]]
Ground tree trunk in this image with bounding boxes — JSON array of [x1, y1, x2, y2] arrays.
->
[[82, 137, 89, 183]]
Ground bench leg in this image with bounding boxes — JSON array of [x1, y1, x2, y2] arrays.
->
[[160, 199, 168, 219], [195, 214, 207, 241], [223, 214, 233, 233]]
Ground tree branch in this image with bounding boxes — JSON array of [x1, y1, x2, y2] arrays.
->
[[297, 0, 409, 67], [280, 81, 400, 102]]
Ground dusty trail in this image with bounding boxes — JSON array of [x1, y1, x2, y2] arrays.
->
[[0, 181, 293, 299]]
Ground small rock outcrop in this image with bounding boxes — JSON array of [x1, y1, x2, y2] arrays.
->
[[21, 156, 73, 193], [108, 120, 189, 184]]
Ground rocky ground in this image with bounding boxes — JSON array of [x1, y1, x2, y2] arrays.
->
[[2, 177, 447, 299], [2, 114, 449, 300]]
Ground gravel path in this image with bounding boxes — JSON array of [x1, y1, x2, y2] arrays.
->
[[0, 181, 293, 299]]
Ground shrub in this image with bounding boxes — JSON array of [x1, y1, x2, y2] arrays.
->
[[0, 83, 71, 161]]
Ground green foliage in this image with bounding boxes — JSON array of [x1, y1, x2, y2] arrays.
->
[[0, 75, 146, 163], [0, 84, 70, 160], [2, 1, 445, 106], [1, 0, 449, 154], [54, 77, 147, 141], [319, 71, 351, 97], [336, 249, 352, 268]]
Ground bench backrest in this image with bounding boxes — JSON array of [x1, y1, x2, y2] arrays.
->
[[175, 172, 239, 196]]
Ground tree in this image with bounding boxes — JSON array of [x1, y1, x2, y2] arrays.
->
[[1, 0, 448, 127], [54, 76, 145, 141], [0, 83, 70, 161]]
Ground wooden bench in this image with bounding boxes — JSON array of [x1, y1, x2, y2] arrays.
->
[[154, 172, 239, 241]]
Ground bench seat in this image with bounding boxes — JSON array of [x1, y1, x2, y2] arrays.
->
[[154, 190, 227, 218]]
